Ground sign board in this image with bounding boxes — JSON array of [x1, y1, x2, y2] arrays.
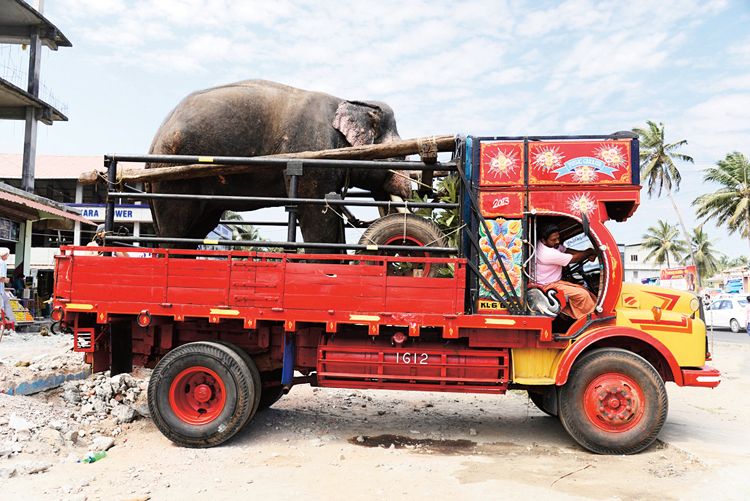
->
[[67, 204, 153, 223], [659, 265, 697, 292]]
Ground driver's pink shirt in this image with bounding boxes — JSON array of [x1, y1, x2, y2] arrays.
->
[[535, 242, 572, 285]]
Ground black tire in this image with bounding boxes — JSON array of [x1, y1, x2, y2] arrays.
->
[[558, 348, 668, 455], [357, 213, 448, 278], [528, 389, 557, 417], [211, 341, 262, 420], [148, 341, 256, 448], [730, 318, 740, 333]]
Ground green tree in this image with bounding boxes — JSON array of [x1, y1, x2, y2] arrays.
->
[[633, 121, 697, 275], [642, 220, 687, 268], [222, 210, 265, 251], [692, 152, 750, 252], [691, 226, 722, 284]]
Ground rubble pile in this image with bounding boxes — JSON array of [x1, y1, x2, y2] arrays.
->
[[0, 370, 151, 477], [61, 370, 151, 426]]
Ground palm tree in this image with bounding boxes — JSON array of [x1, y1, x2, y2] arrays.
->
[[691, 226, 722, 285], [692, 152, 750, 252], [222, 210, 261, 250], [642, 220, 688, 268], [633, 121, 697, 277]]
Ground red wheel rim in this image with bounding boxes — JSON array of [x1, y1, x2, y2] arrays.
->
[[582, 372, 645, 433], [383, 235, 430, 277], [168, 366, 227, 425]]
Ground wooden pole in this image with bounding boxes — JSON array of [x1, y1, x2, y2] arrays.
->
[[78, 134, 458, 185]]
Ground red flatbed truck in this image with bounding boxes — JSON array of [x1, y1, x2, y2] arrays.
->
[[52, 133, 720, 454]]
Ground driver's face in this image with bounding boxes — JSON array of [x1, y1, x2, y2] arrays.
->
[[543, 231, 561, 248]]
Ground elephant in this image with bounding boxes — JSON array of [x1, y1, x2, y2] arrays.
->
[[146, 79, 411, 246]]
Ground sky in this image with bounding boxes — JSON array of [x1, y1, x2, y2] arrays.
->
[[1, 0, 749, 256]]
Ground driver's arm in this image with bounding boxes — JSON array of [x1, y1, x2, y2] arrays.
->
[[565, 248, 597, 263]]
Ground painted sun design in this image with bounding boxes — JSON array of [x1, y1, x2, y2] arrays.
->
[[568, 193, 597, 216], [573, 165, 598, 183], [488, 149, 519, 178], [532, 146, 564, 172], [595, 144, 626, 167]]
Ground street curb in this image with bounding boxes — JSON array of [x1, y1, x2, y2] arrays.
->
[[1, 369, 91, 396]]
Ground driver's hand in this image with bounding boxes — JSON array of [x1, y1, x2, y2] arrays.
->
[[587, 248, 597, 262]]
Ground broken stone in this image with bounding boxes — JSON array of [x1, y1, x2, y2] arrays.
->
[[95, 382, 114, 401], [16, 430, 32, 442], [9, 414, 34, 432], [0, 466, 16, 479], [91, 435, 115, 451], [38, 427, 64, 447], [48, 419, 67, 431], [112, 404, 137, 424], [18, 462, 52, 475], [63, 430, 79, 443]]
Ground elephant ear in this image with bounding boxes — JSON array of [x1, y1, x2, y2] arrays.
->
[[332, 100, 383, 146]]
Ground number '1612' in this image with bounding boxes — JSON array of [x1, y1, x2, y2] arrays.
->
[[396, 352, 428, 364]]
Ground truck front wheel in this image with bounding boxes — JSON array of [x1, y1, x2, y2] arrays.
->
[[558, 348, 668, 455], [148, 341, 257, 448]]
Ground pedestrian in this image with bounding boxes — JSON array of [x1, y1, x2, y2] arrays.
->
[[746, 295, 750, 336], [0, 247, 14, 325]]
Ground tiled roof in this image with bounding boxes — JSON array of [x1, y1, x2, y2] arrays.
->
[[0, 153, 106, 180]]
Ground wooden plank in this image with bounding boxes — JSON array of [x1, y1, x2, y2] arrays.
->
[[78, 134, 457, 184]]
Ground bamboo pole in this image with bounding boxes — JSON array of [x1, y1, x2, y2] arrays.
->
[[78, 134, 458, 185]]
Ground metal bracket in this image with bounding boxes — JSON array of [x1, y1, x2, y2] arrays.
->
[[285, 160, 304, 177]]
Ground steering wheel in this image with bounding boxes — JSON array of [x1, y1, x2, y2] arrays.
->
[[566, 259, 600, 291]]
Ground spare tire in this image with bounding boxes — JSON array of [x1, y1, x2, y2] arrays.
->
[[358, 213, 449, 278]]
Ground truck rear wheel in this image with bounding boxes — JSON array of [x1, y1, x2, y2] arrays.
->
[[148, 341, 257, 448], [558, 348, 668, 455], [358, 213, 448, 277], [210, 341, 262, 425]]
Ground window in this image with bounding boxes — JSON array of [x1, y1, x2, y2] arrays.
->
[[633, 270, 639, 279], [630, 254, 638, 262]]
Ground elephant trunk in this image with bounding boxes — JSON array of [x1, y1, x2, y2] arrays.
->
[[383, 171, 412, 199]]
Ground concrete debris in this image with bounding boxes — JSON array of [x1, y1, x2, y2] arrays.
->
[[91, 436, 115, 451], [9, 414, 35, 432]]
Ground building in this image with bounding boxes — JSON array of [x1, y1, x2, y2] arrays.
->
[[0, 154, 153, 256], [619, 242, 661, 284], [1, 1, 95, 318]]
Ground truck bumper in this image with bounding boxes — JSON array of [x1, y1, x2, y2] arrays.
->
[[680, 365, 721, 388]]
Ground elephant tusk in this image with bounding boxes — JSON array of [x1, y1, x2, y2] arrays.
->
[[390, 195, 409, 214]]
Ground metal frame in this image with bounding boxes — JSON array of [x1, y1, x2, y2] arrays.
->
[[103, 154, 460, 255]]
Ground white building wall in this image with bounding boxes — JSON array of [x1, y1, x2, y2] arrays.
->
[[621, 243, 661, 283]]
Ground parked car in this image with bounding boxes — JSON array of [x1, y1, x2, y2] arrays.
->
[[706, 295, 748, 332]]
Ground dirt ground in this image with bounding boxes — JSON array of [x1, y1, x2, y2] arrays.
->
[[1, 332, 749, 501]]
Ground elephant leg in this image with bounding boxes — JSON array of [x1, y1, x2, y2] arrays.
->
[[297, 204, 344, 251], [151, 200, 222, 249]]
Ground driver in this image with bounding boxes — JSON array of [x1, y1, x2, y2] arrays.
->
[[535, 224, 597, 319]]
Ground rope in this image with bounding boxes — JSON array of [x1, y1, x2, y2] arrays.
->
[[388, 169, 433, 191], [417, 135, 438, 163]]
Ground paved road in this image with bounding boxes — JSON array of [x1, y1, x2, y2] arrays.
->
[[707, 327, 750, 345]]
